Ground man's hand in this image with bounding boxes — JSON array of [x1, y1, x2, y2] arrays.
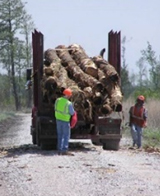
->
[[143, 122, 147, 128], [125, 122, 131, 127]]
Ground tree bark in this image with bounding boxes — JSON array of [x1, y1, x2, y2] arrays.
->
[[42, 45, 123, 121], [68, 44, 98, 78], [92, 56, 119, 83], [55, 45, 103, 93]]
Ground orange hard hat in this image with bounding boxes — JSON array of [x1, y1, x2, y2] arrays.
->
[[63, 88, 72, 96], [137, 95, 145, 101]]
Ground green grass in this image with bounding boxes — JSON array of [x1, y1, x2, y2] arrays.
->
[[143, 128, 160, 148], [0, 111, 15, 122]]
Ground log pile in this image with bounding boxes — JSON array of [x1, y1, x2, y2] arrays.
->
[[41, 44, 123, 122]]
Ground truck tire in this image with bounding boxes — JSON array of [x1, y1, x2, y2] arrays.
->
[[32, 133, 36, 145], [40, 139, 57, 150], [36, 119, 40, 146], [102, 139, 120, 151], [40, 142, 51, 150], [52, 139, 57, 149], [91, 138, 102, 146]]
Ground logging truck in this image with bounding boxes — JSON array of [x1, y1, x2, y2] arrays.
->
[[28, 29, 123, 150]]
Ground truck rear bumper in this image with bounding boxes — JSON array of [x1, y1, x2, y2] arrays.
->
[[71, 134, 122, 140], [98, 134, 122, 140]]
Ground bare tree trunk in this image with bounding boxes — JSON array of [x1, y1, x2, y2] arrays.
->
[[11, 51, 19, 111]]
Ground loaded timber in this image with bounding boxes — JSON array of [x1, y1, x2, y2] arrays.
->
[[29, 29, 123, 150]]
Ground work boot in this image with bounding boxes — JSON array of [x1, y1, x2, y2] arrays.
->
[[61, 151, 74, 156], [137, 146, 142, 151], [133, 141, 136, 147], [128, 146, 135, 150], [58, 151, 62, 155]]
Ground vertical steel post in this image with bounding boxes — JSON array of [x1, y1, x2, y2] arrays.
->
[[32, 30, 44, 111], [108, 30, 121, 78]]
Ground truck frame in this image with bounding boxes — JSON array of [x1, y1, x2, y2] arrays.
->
[[29, 29, 122, 150]]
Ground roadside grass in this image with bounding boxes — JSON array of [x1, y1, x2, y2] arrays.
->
[[143, 128, 160, 148], [0, 105, 31, 122], [0, 111, 16, 122]]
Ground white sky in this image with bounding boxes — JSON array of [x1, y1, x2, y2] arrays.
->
[[25, 0, 160, 74]]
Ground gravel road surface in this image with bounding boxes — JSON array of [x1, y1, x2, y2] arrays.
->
[[0, 113, 160, 196]]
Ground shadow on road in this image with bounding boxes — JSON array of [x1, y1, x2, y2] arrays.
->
[[0, 141, 97, 158]]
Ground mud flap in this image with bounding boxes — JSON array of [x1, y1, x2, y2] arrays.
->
[[31, 126, 36, 144], [101, 139, 120, 151]]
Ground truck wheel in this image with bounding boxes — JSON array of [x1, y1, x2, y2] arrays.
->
[[40, 142, 46, 150], [40, 139, 57, 150], [40, 142, 50, 150], [52, 139, 57, 150], [102, 139, 120, 151], [91, 138, 102, 146], [36, 120, 40, 146], [32, 133, 36, 144]]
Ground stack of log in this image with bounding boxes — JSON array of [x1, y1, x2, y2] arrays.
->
[[41, 44, 123, 122]]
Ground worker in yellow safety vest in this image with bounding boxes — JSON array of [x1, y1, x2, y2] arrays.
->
[[55, 88, 75, 155]]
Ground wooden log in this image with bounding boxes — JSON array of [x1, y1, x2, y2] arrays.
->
[[55, 45, 73, 67], [92, 92, 103, 105], [56, 67, 93, 122], [92, 56, 123, 111], [55, 45, 103, 93], [93, 94, 113, 115], [92, 98, 112, 116], [83, 87, 93, 99], [43, 62, 93, 121], [43, 66, 54, 76], [44, 49, 61, 65], [42, 45, 123, 117], [100, 103, 113, 115], [92, 56, 119, 83], [44, 76, 58, 92], [68, 44, 98, 78], [55, 45, 115, 116], [97, 69, 108, 85], [108, 84, 123, 112]]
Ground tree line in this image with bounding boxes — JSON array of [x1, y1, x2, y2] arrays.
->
[[0, 0, 160, 111], [0, 0, 34, 110], [121, 37, 160, 100]]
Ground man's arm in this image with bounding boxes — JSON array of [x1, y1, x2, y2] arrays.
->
[[68, 103, 75, 116], [129, 106, 132, 126], [143, 108, 148, 120]]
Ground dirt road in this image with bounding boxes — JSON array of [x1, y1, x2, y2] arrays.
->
[[0, 113, 160, 196]]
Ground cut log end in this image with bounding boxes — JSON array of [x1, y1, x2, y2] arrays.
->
[[112, 104, 122, 112], [109, 74, 119, 83], [93, 83, 104, 93], [100, 104, 113, 115]]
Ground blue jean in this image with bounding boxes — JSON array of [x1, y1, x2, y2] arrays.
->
[[56, 120, 70, 152], [131, 124, 143, 148]]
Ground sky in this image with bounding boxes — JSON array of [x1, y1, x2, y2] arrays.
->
[[24, 0, 160, 74]]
